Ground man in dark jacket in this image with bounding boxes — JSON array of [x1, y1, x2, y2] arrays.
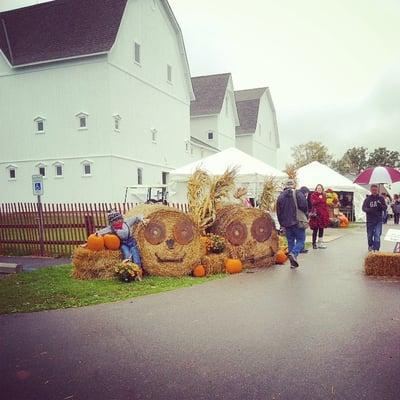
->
[[362, 184, 387, 251], [276, 179, 308, 268]]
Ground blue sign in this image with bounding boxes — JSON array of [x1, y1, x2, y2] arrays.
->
[[32, 175, 44, 196]]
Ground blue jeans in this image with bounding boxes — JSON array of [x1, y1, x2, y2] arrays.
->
[[285, 226, 306, 257], [366, 221, 383, 251], [121, 238, 142, 266]]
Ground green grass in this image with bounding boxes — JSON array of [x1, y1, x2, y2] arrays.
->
[[0, 265, 224, 315]]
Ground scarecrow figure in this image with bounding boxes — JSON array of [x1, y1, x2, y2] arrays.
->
[[96, 210, 148, 266]]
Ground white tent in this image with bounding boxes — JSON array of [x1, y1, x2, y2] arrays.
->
[[169, 147, 287, 202], [297, 161, 369, 222]]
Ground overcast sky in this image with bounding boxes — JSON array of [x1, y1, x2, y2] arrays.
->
[[2, 0, 400, 167]]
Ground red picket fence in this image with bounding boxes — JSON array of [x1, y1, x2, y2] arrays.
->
[[0, 202, 188, 257]]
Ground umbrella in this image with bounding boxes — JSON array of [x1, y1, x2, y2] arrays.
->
[[353, 166, 400, 185]]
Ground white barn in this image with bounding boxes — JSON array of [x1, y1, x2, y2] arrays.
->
[[0, 0, 194, 203], [235, 87, 280, 167]]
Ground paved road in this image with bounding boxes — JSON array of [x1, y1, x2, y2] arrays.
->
[[0, 256, 70, 272], [1, 226, 399, 400]]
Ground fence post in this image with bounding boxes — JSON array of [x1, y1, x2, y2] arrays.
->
[[37, 196, 45, 256], [84, 215, 95, 236]]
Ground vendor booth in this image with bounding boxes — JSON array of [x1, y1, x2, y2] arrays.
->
[[297, 161, 369, 222]]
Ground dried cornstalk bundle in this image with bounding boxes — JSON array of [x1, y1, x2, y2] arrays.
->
[[72, 247, 122, 280], [365, 253, 400, 276], [187, 167, 238, 232], [284, 164, 297, 187], [259, 176, 279, 212], [201, 253, 227, 275]]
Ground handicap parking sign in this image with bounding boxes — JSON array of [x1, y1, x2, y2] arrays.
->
[[32, 175, 44, 196]]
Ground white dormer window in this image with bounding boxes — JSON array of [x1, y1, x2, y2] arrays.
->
[[53, 161, 64, 178], [208, 131, 214, 140], [34, 117, 46, 134], [36, 162, 47, 177], [167, 64, 172, 83], [151, 128, 157, 143], [76, 112, 89, 130], [81, 160, 93, 177], [113, 114, 121, 132], [6, 164, 17, 180], [134, 42, 141, 64]]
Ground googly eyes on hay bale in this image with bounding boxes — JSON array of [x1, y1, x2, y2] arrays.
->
[[173, 219, 195, 245], [144, 221, 166, 245], [226, 220, 247, 245], [251, 217, 272, 242]]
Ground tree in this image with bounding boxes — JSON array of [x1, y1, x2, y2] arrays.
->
[[331, 146, 369, 175], [291, 141, 333, 169], [367, 147, 400, 168]]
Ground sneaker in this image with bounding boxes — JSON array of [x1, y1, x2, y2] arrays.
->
[[288, 253, 299, 268], [318, 242, 327, 249], [368, 246, 373, 252], [300, 249, 309, 254], [312, 243, 317, 249]]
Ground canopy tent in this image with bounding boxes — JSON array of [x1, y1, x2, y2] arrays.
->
[[297, 161, 369, 222], [169, 147, 286, 203]]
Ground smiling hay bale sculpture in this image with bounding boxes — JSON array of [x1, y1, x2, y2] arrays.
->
[[209, 205, 279, 269], [126, 205, 205, 277]]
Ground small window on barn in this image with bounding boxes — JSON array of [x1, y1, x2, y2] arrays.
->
[[137, 168, 143, 185], [34, 117, 46, 134], [134, 42, 141, 64], [81, 160, 93, 177], [53, 161, 64, 178], [151, 128, 157, 143], [76, 112, 89, 130], [6, 164, 17, 180], [113, 114, 121, 132], [208, 131, 214, 140], [167, 64, 172, 83]]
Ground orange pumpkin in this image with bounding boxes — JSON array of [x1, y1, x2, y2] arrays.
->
[[193, 265, 206, 277], [86, 234, 105, 251], [275, 250, 288, 264], [339, 215, 349, 228], [224, 258, 243, 274], [104, 234, 121, 250]]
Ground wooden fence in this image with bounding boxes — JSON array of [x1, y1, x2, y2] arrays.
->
[[0, 202, 188, 257]]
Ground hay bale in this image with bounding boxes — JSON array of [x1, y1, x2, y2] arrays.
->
[[72, 247, 122, 280], [365, 252, 400, 276], [209, 205, 279, 269], [127, 206, 206, 277], [202, 253, 226, 275]]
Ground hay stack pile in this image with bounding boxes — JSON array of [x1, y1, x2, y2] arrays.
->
[[365, 252, 400, 276], [72, 247, 121, 279], [209, 205, 278, 269], [127, 204, 206, 277]]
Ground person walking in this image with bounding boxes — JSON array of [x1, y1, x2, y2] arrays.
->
[[362, 184, 387, 251], [392, 194, 400, 225], [309, 184, 330, 249], [276, 179, 308, 268]]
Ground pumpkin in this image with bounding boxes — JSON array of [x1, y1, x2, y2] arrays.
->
[[193, 265, 206, 277], [104, 234, 121, 250], [224, 258, 243, 274], [86, 234, 105, 251], [339, 215, 349, 228], [275, 249, 287, 264]]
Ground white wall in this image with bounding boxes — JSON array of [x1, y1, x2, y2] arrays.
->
[[217, 78, 237, 150], [190, 115, 219, 148]]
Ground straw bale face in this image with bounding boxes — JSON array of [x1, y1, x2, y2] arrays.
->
[[135, 209, 205, 277], [210, 205, 278, 268]]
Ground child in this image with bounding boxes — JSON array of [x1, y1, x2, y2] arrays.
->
[[96, 210, 148, 266]]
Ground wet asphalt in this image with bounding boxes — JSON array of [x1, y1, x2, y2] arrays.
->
[[0, 225, 399, 400]]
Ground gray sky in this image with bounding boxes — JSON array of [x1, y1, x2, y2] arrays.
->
[[2, 0, 400, 167]]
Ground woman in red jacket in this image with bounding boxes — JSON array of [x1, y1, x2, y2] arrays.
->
[[309, 184, 330, 249]]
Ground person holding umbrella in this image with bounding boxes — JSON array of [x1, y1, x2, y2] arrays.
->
[[362, 185, 387, 251]]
